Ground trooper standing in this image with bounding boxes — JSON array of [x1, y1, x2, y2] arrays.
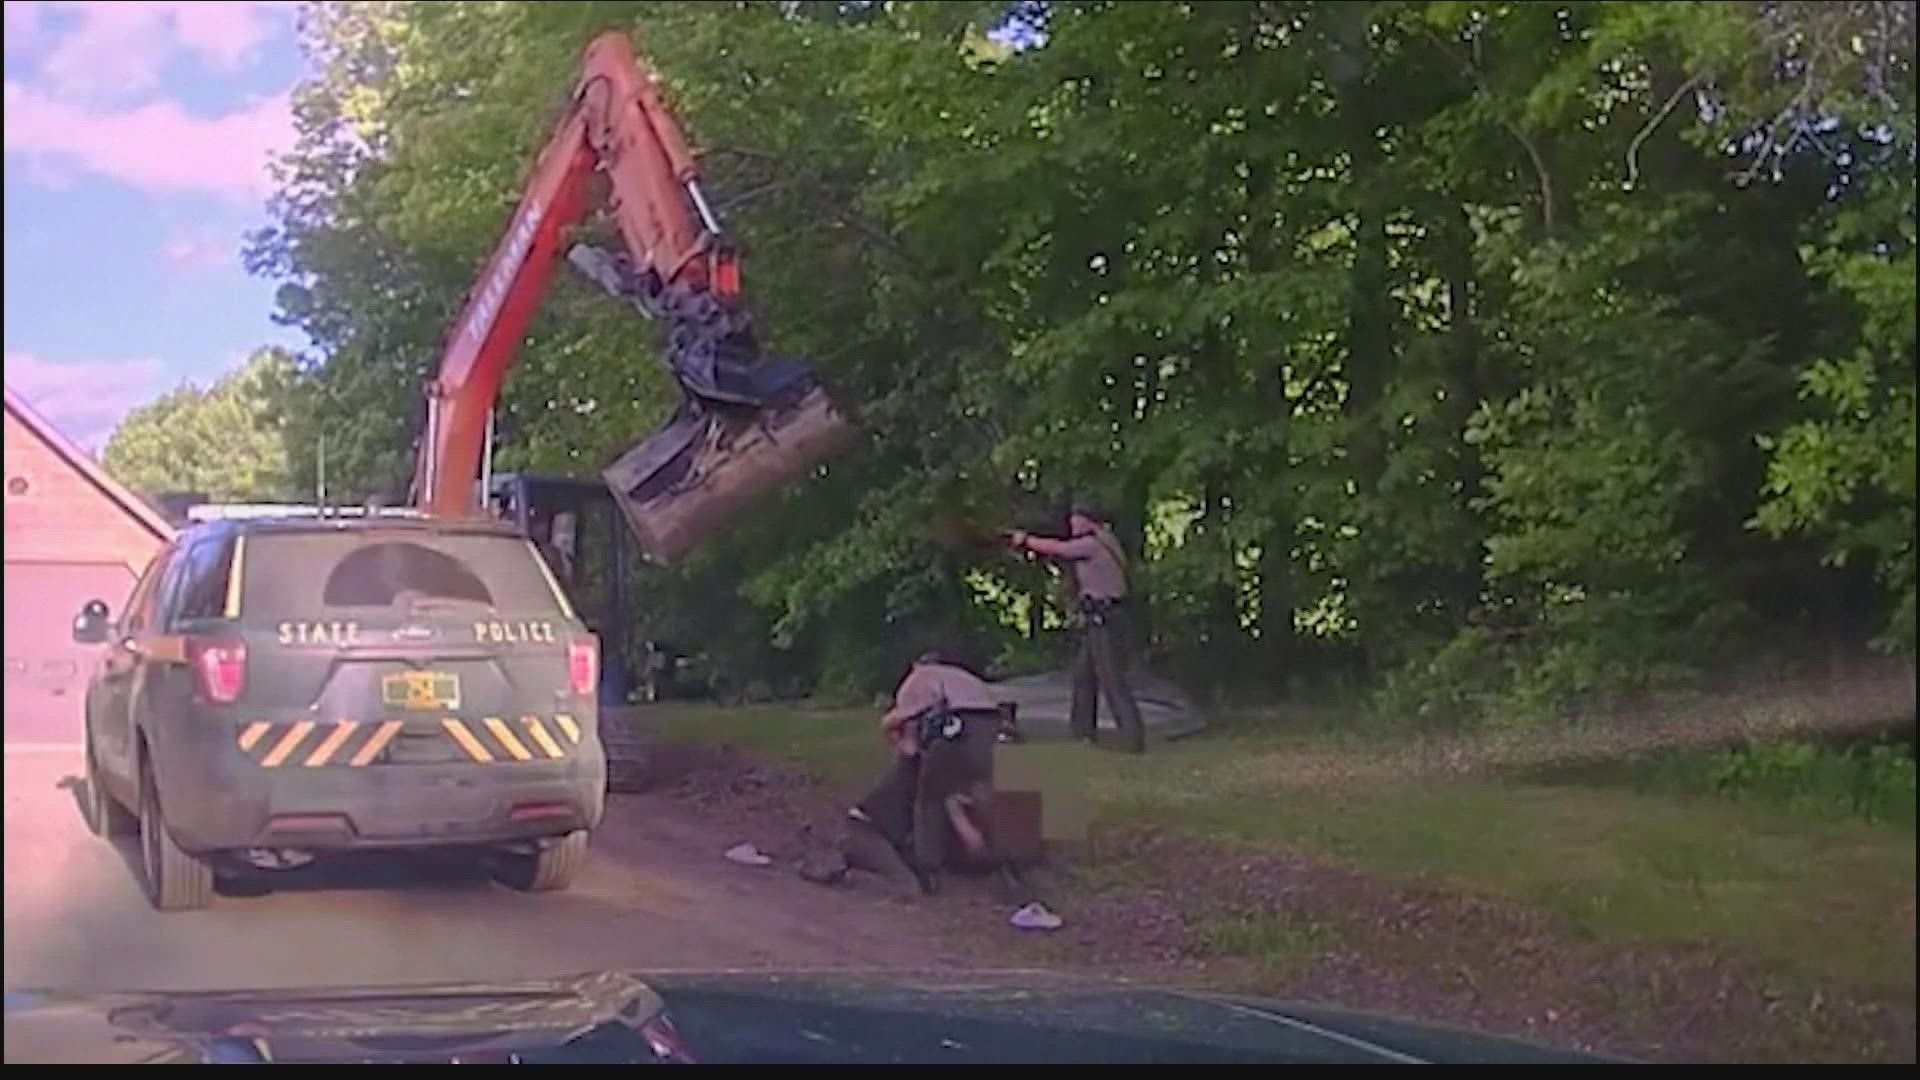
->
[[1009, 502, 1147, 753]]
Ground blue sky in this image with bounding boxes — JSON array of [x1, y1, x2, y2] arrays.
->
[[4, 1, 310, 451]]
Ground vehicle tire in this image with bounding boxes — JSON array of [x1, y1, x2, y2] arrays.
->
[[138, 754, 212, 912], [496, 830, 589, 893], [84, 737, 136, 838]]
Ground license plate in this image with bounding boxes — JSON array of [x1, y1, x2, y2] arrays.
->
[[382, 671, 461, 711]]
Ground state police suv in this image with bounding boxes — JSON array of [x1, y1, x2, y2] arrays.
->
[[73, 509, 608, 911]]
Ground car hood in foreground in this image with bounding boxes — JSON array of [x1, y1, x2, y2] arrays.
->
[[3, 969, 1622, 1064]]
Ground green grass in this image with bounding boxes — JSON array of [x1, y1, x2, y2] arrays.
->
[[646, 701, 887, 788], [1540, 739, 1918, 829], [641, 702, 1918, 996], [1191, 911, 1339, 977]]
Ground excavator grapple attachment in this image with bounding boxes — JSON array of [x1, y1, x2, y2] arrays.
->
[[567, 241, 855, 562], [603, 363, 853, 564]]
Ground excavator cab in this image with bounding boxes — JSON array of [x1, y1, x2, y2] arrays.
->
[[490, 472, 636, 702]]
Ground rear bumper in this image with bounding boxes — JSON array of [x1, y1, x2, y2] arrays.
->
[[149, 715, 607, 855]]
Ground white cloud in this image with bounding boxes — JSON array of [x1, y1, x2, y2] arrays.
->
[[3, 80, 293, 199], [162, 231, 235, 270], [3, 1, 44, 46], [7, 1, 291, 102], [1, 1, 297, 199], [4, 350, 167, 452], [170, 1, 289, 66]]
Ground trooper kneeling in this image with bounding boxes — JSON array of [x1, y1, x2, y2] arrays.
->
[[844, 649, 1003, 895]]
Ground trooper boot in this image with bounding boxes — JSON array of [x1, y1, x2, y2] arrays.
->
[[914, 867, 942, 897]]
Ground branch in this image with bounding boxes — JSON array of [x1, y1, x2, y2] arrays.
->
[[1626, 70, 1711, 188], [711, 180, 791, 213], [1418, 26, 1558, 237], [701, 143, 783, 164], [1505, 121, 1557, 238], [827, 207, 931, 276]]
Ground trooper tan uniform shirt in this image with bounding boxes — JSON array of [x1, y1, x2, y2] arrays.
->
[[866, 658, 1004, 877], [889, 662, 1004, 720], [1039, 526, 1129, 601]]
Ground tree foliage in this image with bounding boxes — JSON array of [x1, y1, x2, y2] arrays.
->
[[245, 0, 1916, 715], [102, 348, 301, 503]]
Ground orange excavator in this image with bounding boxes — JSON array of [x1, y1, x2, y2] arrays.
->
[[409, 30, 853, 566]]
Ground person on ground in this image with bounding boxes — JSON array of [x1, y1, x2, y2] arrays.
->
[[1008, 502, 1147, 753], [845, 649, 1004, 894]]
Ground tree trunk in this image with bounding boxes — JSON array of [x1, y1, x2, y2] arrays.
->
[[1259, 521, 1296, 697], [1329, 4, 1392, 673], [1238, 153, 1297, 695], [1439, 202, 1486, 620]]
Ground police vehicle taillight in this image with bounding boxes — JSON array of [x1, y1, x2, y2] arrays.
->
[[189, 638, 248, 704], [567, 636, 598, 697]]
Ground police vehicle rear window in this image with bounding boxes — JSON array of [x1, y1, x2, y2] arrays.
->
[[240, 532, 566, 619]]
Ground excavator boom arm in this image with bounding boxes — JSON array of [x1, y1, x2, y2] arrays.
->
[[411, 31, 851, 563], [415, 32, 736, 517], [414, 111, 593, 513]]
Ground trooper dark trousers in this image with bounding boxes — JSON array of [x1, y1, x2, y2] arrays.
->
[[853, 712, 998, 872], [1070, 602, 1147, 753]]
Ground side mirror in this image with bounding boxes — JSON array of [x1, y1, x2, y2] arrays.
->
[[72, 599, 111, 645]]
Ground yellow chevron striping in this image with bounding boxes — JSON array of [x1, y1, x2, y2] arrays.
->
[[522, 716, 565, 759], [238, 717, 583, 768], [261, 720, 315, 768], [441, 718, 494, 763], [483, 717, 534, 762], [350, 720, 404, 767], [303, 721, 360, 768]]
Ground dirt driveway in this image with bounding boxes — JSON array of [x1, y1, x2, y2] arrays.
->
[[12, 736, 1908, 1064], [1, 745, 997, 995]]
